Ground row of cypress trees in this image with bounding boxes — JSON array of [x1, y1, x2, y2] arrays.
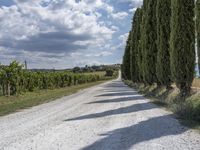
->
[[122, 0, 199, 96]]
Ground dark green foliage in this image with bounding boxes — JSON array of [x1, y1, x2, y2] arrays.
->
[[138, 6, 146, 83], [73, 67, 81, 73], [197, 0, 200, 75], [105, 69, 114, 77], [130, 8, 142, 82], [170, 0, 195, 96], [122, 0, 196, 98], [0, 61, 23, 96], [156, 0, 171, 87], [122, 32, 132, 80], [142, 0, 158, 85]]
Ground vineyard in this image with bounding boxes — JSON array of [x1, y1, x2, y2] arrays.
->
[[0, 61, 115, 96]]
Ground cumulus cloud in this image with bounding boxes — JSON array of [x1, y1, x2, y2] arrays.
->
[[0, 0, 143, 68], [118, 0, 143, 5], [0, 0, 115, 54], [129, 8, 137, 13], [111, 11, 128, 20], [119, 33, 129, 45]]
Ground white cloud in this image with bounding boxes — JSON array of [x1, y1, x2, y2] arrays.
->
[[111, 11, 128, 20], [111, 25, 119, 32], [0, 0, 135, 68], [119, 33, 129, 45], [129, 8, 137, 13], [0, 0, 116, 54], [85, 51, 112, 57]]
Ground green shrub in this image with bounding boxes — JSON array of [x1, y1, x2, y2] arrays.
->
[[105, 69, 114, 77]]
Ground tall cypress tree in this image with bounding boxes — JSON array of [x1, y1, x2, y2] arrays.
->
[[136, 8, 143, 83], [130, 13, 137, 82], [135, 8, 143, 83], [137, 6, 144, 83], [170, 0, 195, 96], [122, 32, 132, 80], [197, 0, 200, 75], [140, 1, 148, 83], [142, 0, 158, 85], [156, 0, 171, 88], [130, 8, 142, 82]]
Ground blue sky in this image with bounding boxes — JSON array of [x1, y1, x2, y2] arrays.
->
[[0, 0, 143, 69]]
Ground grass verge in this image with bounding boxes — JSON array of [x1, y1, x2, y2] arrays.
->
[[0, 80, 110, 116], [124, 80, 200, 130]]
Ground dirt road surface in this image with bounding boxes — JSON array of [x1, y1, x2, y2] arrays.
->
[[0, 77, 200, 150]]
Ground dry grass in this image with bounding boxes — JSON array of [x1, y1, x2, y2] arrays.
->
[[82, 71, 106, 76], [192, 78, 200, 88], [124, 80, 200, 130]]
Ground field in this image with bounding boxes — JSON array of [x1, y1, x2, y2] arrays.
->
[[0, 65, 118, 116], [0, 79, 111, 116], [82, 71, 106, 76], [0, 61, 114, 96]]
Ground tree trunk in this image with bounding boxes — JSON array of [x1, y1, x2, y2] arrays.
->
[[7, 81, 10, 96], [180, 83, 191, 97]]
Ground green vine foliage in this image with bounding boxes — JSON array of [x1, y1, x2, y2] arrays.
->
[[0, 61, 107, 96]]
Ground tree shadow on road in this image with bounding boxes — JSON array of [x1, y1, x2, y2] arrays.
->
[[95, 91, 138, 97], [65, 102, 157, 121], [102, 90, 135, 92], [87, 96, 145, 104], [104, 81, 128, 88], [97, 89, 136, 92], [80, 114, 188, 150], [97, 80, 138, 97]]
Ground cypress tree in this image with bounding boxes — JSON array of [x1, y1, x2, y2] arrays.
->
[[139, 1, 148, 83], [137, 7, 144, 83], [122, 32, 132, 80], [197, 0, 200, 75], [170, 0, 195, 96], [142, 0, 158, 85], [136, 7, 143, 83], [135, 8, 143, 83], [130, 14, 136, 82], [156, 0, 171, 88], [130, 8, 142, 82]]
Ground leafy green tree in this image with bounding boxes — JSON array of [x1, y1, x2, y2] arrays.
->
[[156, 0, 171, 88], [197, 0, 200, 75], [0, 61, 23, 96], [73, 67, 81, 73], [170, 0, 195, 96], [142, 0, 158, 85], [105, 69, 114, 77]]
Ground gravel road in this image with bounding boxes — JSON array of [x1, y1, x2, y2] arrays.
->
[[0, 77, 200, 150]]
